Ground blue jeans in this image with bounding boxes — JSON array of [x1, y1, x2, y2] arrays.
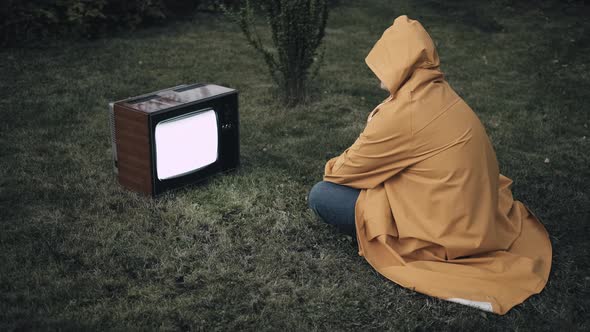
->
[[308, 181, 360, 236]]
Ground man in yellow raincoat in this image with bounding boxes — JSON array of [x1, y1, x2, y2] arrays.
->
[[308, 15, 552, 315]]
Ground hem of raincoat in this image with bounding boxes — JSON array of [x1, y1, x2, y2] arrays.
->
[[354, 196, 551, 315], [495, 276, 548, 315]]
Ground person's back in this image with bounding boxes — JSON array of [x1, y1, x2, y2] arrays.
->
[[384, 87, 515, 261]]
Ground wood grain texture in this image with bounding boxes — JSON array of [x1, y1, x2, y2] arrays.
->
[[114, 103, 152, 196]]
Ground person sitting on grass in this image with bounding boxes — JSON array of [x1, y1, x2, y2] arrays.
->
[[308, 15, 552, 315]]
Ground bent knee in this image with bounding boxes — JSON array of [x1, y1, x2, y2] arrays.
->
[[308, 181, 331, 210]]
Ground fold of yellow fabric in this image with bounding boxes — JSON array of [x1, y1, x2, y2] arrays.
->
[[323, 15, 552, 315]]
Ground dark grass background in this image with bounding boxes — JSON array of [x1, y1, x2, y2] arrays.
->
[[1, 0, 589, 330]]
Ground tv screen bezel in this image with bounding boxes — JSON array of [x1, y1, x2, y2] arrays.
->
[[148, 90, 239, 196], [153, 107, 220, 181]]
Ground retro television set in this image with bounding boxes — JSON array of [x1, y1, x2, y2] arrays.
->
[[108, 83, 239, 197]]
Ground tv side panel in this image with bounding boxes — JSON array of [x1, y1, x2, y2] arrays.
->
[[114, 104, 153, 196]]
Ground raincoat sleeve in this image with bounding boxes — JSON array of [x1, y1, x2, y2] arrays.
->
[[323, 106, 415, 189]]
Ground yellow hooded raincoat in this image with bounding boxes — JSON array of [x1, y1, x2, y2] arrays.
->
[[324, 15, 552, 315]]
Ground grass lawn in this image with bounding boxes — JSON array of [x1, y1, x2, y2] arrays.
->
[[1, 0, 588, 330]]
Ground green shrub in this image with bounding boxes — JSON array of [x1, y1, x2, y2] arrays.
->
[[0, 0, 236, 46], [0, 0, 166, 44], [226, 0, 329, 106], [0, 0, 60, 44]]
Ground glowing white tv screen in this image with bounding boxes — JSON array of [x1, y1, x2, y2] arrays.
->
[[154, 109, 219, 180]]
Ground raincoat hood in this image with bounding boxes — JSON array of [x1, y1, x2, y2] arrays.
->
[[365, 15, 441, 95]]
